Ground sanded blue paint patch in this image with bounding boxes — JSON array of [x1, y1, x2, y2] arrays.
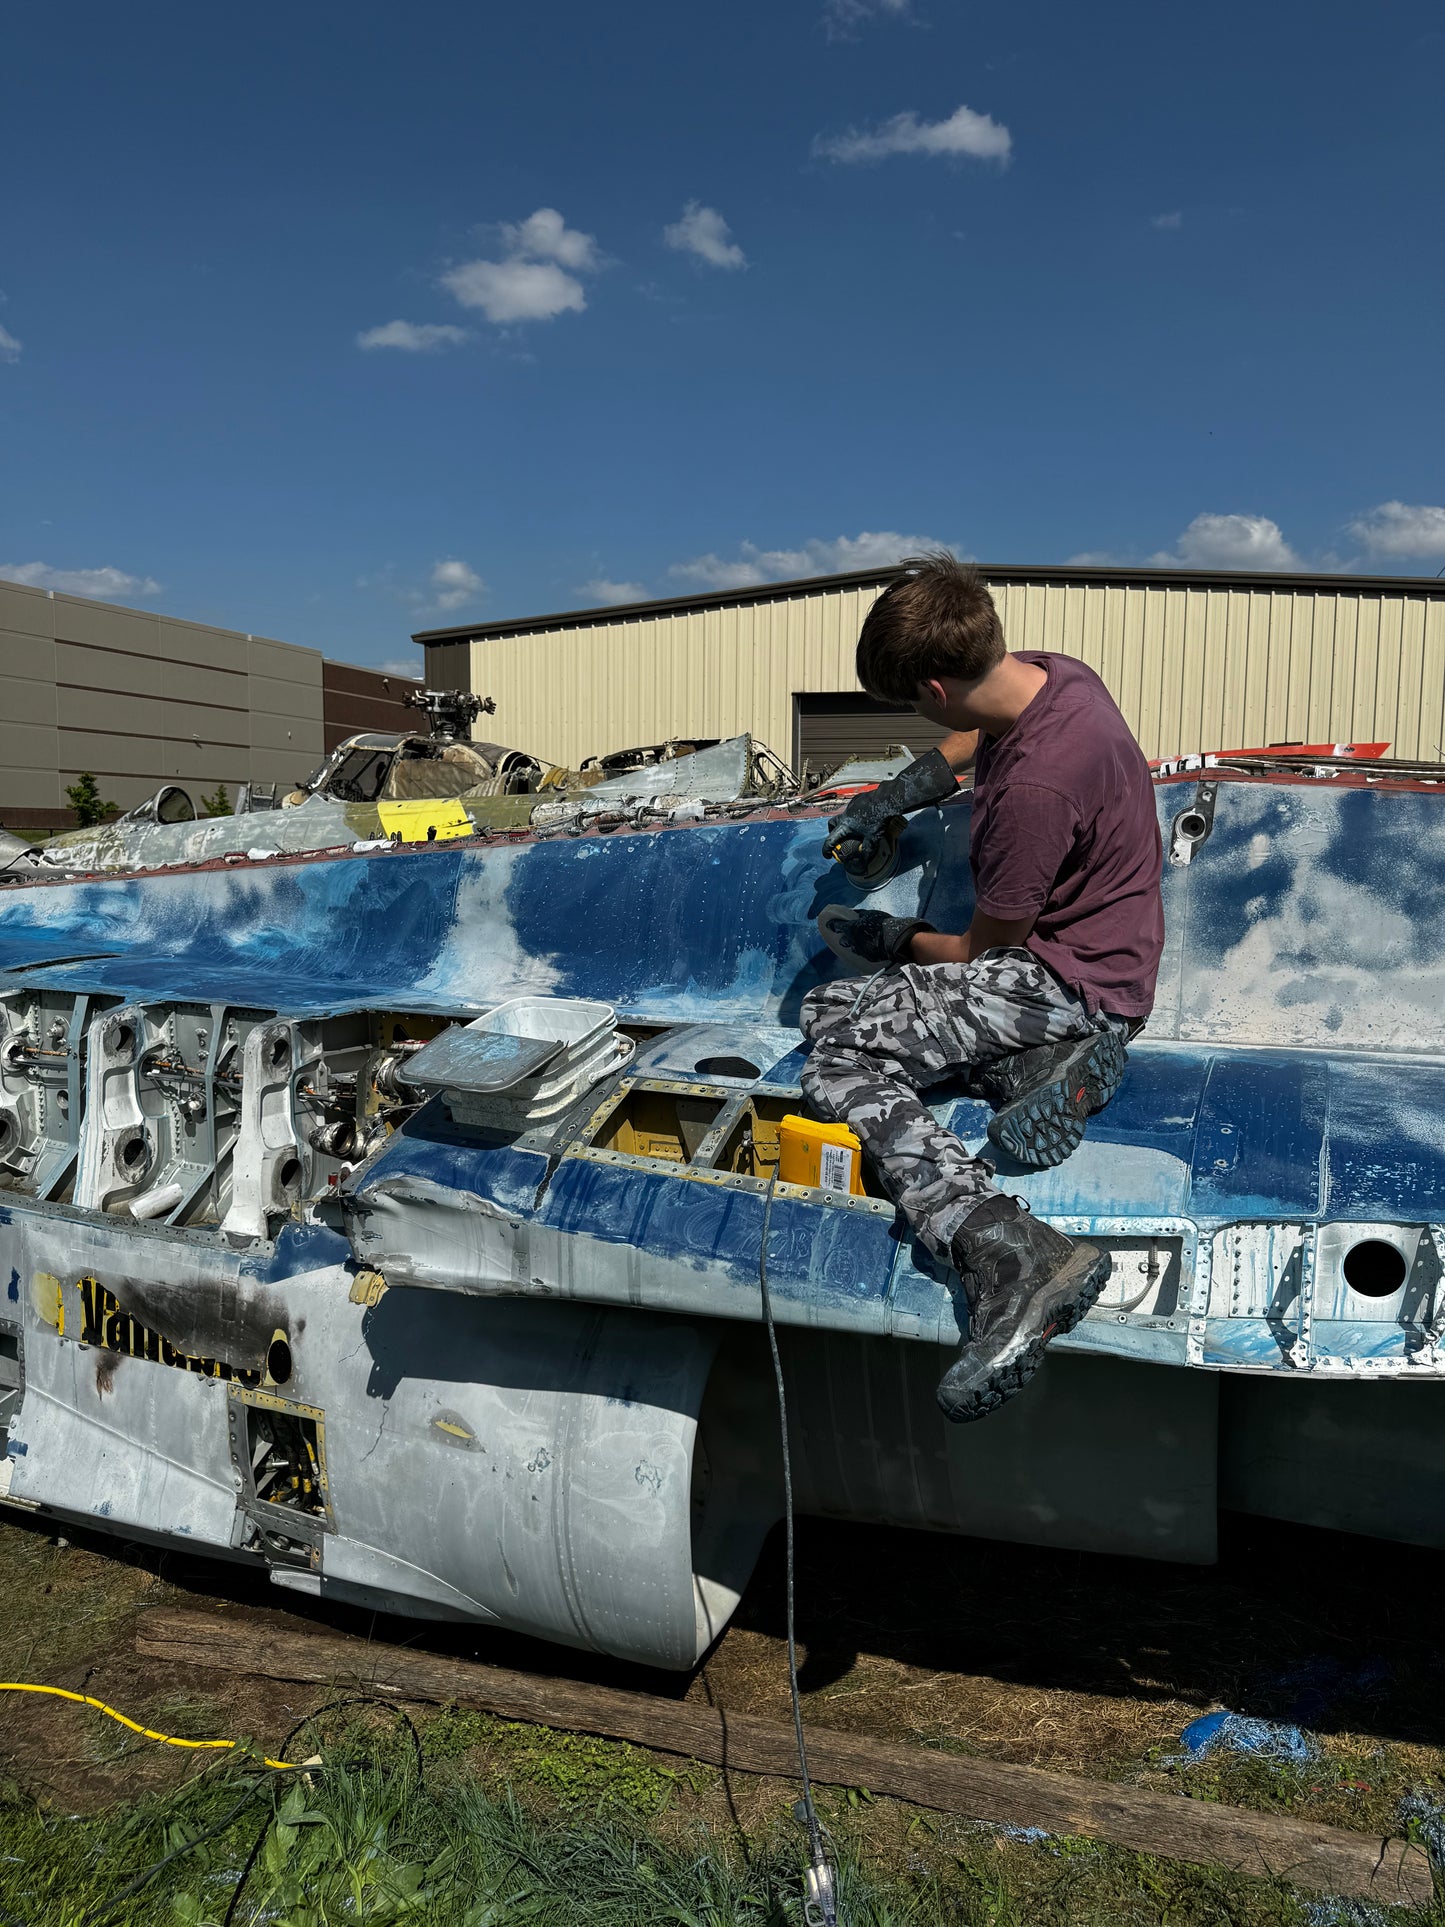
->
[[1323, 1057, 1445, 1219], [0, 932, 123, 971], [538, 1156, 898, 1311], [355, 1103, 550, 1217], [256, 1221, 354, 1278], [1088, 1052, 1207, 1154], [1310, 1321, 1416, 1361], [1189, 1053, 1327, 1217], [1201, 1321, 1298, 1369]]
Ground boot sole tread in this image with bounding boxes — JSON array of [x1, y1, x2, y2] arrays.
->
[[986, 1030, 1127, 1171]]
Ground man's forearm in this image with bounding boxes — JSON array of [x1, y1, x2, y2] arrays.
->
[[909, 929, 973, 965], [938, 729, 980, 774], [908, 907, 1036, 967]]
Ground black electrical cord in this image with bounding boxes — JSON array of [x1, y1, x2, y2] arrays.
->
[[79, 1776, 273, 1927], [757, 1166, 839, 1927], [222, 1694, 426, 1927]]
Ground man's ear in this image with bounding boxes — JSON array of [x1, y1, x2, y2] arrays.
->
[[920, 677, 949, 708]]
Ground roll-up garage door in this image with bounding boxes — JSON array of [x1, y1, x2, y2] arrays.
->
[[793, 693, 949, 780]]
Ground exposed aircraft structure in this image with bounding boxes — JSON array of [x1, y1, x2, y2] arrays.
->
[[5, 689, 803, 879], [1, 750, 1442, 1668]]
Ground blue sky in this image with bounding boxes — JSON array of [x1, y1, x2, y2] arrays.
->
[[3, 0, 1443, 669]]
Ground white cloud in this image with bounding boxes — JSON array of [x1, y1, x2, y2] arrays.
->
[[1150, 211, 1183, 230], [581, 578, 650, 605], [500, 207, 600, 272], [1152, 513, 1301, 572], [663, 202, 747, 271], [440, 207, 602, 326], [376, 657, 424, 678], [356, 319, 470, 352], [0, 561, 161, 600], [814, 102, 1012, 165], [0, 324, 21, 363], [1346, 501, 1445, 559], [671, 530, 955, 591], [429, 559, 486, 611], [442, 258, 586, 324], [824, 0, 911, 36], [670, 553, 771, 592]]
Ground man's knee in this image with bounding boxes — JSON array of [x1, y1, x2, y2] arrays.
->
[[798, 978, 858, 1043], [800, 1050, 848, 1120]]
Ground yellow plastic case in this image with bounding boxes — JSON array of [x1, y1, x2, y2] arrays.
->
[[777, 1114, 866, 1196]]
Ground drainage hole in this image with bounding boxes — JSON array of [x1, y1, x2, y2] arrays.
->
[[276, 1155, 303, 1200], [116, 1132, 150, 1176], [1175, 811, 1209, 841], [1342, 1238, 1408, 1298]]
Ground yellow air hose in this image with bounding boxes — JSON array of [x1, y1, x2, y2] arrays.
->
[[0, 1681, 301, 1770]]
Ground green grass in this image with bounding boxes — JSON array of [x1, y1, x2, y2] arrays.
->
[[0, 1760, 951, 1927], [2, 1738, 1435, 1927]]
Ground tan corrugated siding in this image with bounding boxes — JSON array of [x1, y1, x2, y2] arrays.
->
[[440, 579, 1445, 769]]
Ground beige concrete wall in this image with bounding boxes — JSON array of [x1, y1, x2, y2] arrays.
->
[[432, 576, 1445, 770], [0, 578, 326, 824]]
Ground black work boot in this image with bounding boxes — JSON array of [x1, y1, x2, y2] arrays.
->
[[977, 1027, 1127, 1171], [936, 1196, 1111, 1423]]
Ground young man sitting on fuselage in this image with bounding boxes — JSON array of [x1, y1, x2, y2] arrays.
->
[[803, 555, 1164, 1423]]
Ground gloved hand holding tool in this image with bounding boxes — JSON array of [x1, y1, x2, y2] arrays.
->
[[815, 904, 935, 969], [820, 745, 960, 868]]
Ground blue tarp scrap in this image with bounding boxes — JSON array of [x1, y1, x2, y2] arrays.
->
[[1178, 1709, 1317, 1763], [1305, 1900, 1391, 1927]]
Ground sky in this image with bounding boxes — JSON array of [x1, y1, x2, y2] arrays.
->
[[2, 0, 1443, 670]]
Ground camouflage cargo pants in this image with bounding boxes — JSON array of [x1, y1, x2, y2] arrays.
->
[[799, 948, 1104, 1263]]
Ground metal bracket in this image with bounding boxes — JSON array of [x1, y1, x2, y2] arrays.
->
[[1169, 780, 1217, 866]]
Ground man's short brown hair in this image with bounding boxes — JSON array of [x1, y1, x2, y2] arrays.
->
[[855, 553, 1006, 704]]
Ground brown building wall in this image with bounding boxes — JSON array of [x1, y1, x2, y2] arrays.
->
[[0, 578, 421, 832], [321, 661, 425, 753]]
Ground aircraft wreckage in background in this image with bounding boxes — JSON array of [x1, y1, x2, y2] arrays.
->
[[0, 688, 806, 879], [0, 740, 1443, 1669]]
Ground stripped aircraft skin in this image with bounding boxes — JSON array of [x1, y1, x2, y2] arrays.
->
[[1, 755, 1443, 1668]]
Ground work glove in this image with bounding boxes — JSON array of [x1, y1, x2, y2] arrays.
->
[[821, 746, 960, 866], [817, 904, 935, 969]]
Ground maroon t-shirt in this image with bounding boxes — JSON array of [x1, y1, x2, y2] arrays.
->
[[969, 652, 1164, 1018]]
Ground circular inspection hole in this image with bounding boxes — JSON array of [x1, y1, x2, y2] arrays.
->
[[0, 1109, 18, 1156], [116, 1131, 151, 1178], [276, 1155, 303, 1201], [1175, 811, 1209, 842], [694, 1055, 762, 1079], [266, 1336, 293, 1385], [1342, 1239, 1408, 1298], [267, 1033, 292, 1073], [106, 1019, 135, 1057]]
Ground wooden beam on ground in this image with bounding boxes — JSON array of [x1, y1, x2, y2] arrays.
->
[[136, 1607, 1430, 1906]]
